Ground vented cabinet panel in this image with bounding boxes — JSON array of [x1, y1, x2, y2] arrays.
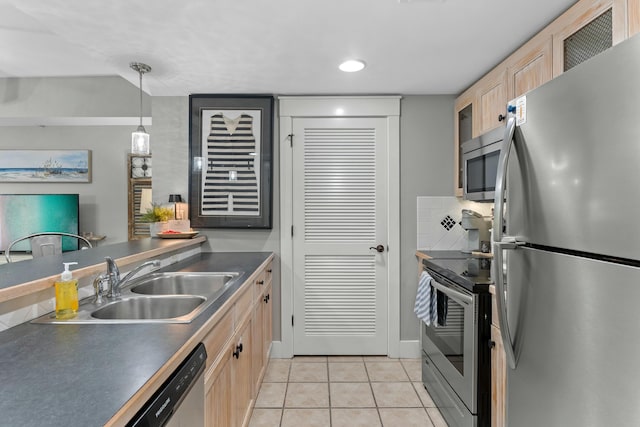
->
[[564, 8, 613, 72]]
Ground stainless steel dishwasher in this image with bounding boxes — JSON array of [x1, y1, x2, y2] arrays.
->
[[127, 343, 207, 427]]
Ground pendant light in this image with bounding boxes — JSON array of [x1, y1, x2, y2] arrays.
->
[[130, 62, 152, 155]]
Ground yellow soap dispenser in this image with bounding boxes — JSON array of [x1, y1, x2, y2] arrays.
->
[[55, 262, 79, 319]]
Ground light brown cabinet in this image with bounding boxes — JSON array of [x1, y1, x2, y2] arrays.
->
[[251, 261, 273, 394], [476, 69, 508, 136], [204, 259, 274, 427], [205, 341, 233, 427], [630, 0, 640, 36], [490, 324, 506, 427], [232, 315, 253, 427], [453, 89, 475, 196], [262, 283, 273, 364], [507, 36, 553, 101]]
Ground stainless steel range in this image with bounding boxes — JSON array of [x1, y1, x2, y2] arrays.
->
[[420, 256, 491, 427]]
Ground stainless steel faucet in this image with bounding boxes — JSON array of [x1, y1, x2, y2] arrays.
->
[[104, 256, 161, 298]]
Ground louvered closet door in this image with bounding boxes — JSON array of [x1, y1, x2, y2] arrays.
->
[[292, 117, 388, 355]]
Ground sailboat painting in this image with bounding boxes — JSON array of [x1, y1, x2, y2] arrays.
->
[[0, 150, 91, 183]]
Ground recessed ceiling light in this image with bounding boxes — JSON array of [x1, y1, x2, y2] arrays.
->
[[339, 60, 366, 72]]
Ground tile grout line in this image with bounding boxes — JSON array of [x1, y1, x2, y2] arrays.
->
[[363, 359, 385, 427]]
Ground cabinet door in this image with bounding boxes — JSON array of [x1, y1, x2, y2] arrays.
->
[[552, 0, 627, 77], [630, 0, 640, 36], [205, 342, 233, 427], [491, 325, 506, 427], [263, 283, 273, 363], [507, 36, 552, 101], [454, 89, 475, 197], [252, 294, 264, 395], [476, 69, 508, 136], [232, 315, 253, 427]]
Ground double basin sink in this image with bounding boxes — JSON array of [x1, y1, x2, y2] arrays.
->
[[33, 271, 241, 324]]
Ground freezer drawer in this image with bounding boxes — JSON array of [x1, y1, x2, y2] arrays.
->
[[422, 352, 476, 427]]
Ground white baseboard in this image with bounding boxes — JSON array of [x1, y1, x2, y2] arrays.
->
[[268, 340, 420, 359], [268, 341, 292, 359], [398, 340, 421, 358]]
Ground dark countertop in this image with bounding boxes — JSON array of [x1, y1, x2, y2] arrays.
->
[[0, 251, 272, 427]]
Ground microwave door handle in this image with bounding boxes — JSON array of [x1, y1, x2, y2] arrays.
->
[[493, 116, 516, 243], [429, 279, 473, 306]]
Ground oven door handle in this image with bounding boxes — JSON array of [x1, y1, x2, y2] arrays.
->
[[429, 279, 473, 306]]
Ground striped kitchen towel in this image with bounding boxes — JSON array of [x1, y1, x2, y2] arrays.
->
[[414, 270, 437, 326]]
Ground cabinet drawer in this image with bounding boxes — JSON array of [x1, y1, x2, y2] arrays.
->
[[254, 270, 266, 303], [264, 261, 273, 286], [234, 284, 253, 326], [254, 261, 273, 302], [202, 308, 234, 369]]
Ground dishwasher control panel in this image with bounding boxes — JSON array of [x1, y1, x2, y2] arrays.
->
[[127, 343, 207, 427]]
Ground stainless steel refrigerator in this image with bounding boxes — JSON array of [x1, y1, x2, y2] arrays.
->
[[492, 33, 640, 426]]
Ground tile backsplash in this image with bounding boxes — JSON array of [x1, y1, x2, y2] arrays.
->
[[417, 197, 493, 250]]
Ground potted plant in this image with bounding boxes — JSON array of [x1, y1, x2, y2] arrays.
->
[[140, 203, 175, 236]]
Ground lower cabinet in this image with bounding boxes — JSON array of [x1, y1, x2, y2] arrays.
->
[[491, 325, 506, 427], [205, 343, 233, 427], [204, 260, 273, 427], [232, 315, 253, 427], [262, 283, 273, 366]]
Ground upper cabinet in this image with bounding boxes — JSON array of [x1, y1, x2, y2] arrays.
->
[[452, 0, 633, 196], [507, 35, 553, 101], [630, 0, 640, 36], [453, 89, 475, 197], [476, 68, 508, 136], [551, 0, 627, 78]]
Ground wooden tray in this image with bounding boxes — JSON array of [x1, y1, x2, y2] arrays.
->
[[156, 231, 199, 239]]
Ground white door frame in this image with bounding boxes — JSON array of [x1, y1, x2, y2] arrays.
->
[[273, 96, 401, 358]]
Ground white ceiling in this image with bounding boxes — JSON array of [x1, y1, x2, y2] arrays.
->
[[0, 0, 577, 96]]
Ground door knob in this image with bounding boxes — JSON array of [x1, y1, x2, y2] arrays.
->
[[369, 245, 385, 253]]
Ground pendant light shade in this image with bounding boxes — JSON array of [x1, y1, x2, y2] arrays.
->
[[130, 62, 151, 155]]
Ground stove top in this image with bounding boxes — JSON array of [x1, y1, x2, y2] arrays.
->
[[422, 255, 492, 293]]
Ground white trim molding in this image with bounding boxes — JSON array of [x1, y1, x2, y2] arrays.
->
[[278, 96, 401, 358]]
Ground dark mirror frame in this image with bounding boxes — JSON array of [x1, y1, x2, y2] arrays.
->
[[188, 94, 273, 229]]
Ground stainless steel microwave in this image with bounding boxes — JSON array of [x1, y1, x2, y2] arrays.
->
[[461, 126, 505, 202]]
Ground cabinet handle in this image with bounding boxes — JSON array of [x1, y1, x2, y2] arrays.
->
[[257, 280, 265, 285], [264, 294, 270, 303], [233, 342, 244, 359], [267, 269, 272, 273], [489, 340, 496, 349], [498, 114, 506, 122]]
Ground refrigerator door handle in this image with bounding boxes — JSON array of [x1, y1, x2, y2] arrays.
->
[[493, 116, 516, 243], [492, 240, 519, 369]]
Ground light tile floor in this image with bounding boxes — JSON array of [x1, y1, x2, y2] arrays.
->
[[249, 356, 448, 427]]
